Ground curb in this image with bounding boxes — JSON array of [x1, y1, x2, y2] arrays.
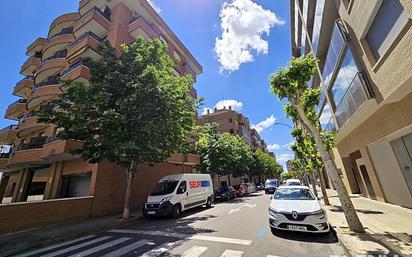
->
[[331, 226, 355, 257], [1, 213, 144, 257]]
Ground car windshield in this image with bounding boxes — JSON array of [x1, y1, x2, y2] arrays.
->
[[273, 188, 315, 200], [150, 181, 179, 196], [287, 182, 301, 186], [266, 181, 276, 186], [216, 187, 228, 193]]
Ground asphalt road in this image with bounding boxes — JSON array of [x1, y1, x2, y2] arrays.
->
[[16, 191, 345, 257]]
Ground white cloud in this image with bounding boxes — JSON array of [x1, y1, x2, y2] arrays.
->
[[214, 0, 285, 72], [251, 115, 276, 133], [147, 0, 161, 13], [283, 141, 295, 150], [201, 99, 243, 115], [267, 143, 281, 151]]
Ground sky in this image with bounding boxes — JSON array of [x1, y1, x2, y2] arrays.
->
[[0, 0, 295, 169]]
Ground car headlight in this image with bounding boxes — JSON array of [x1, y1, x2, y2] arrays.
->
[[313, 209, 325, 219], [160, 196, 172, 203], [268, 208, 280, 217]]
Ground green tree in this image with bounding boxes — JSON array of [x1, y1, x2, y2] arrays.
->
[[269, 54, 363, 232], [39, 37, 198, 219], [196, 125, 253, 185]]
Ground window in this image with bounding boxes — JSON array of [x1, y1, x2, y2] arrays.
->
[[173, 50, 180, 61], [311, 0, 325, 55], [229, 118, 233, 123], [173, 69, 181, 77], [322, 23, 346, 88], [319, 102, 335, 132], [177, 181, 187, 194], [60, 172, 92, 198], [159, 35, 168, 45], [366, 0, 409, 60], [229, 129, 234, 134]]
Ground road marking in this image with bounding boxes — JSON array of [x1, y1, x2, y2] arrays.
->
[[228, 208, 241, 215], [140, 242, 176, 257], [182, 246, 208, 257], [227, 203, 256, 215], [40, 236, 112, 257], [100, 239, 151, 257], [14, 235, 96, 257], [267, 255, 282, 257], [109, 229, 252, 246], [220, 250, 243, 257], [242, 203, 257, 208], [67, 237, 130, 257]]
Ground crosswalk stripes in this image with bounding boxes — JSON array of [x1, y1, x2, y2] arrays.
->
[[40, 236, 112, 257], [67, 237, 130, 257], [140, 242, 177, 257], [100, 239, 151, 257], [181, 246, 209, 257], [14, 235, 96, 257], [220, 250, 244, 257]]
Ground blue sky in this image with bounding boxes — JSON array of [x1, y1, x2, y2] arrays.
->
[[0, 0, 294, 168]]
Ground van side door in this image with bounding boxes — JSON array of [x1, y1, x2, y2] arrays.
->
[[176, 181, 190, 210]]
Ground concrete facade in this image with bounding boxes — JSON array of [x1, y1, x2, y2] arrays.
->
[[291, 0, 412, 208], [0, 0, 203, 232]]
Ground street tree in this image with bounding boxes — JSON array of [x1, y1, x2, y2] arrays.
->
[[269, 54, 364, 232], [39, 37, 198, 220], [250, 149, 282, 182]]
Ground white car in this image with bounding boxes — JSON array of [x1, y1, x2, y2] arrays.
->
[[268, 186, 330, 233], [284, 178, 301, 186]]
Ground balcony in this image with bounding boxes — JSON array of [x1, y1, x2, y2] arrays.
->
[[0, 152, 11, 169], [28, 76, 62, 110], [17, 111, 47, 138], [26, 38, 48, 57], [67, 32, 102, 63], [0, 125, 18, 145], [42, 33, 74, 61], [20, 56, 41, 76], [8, 137, 48, 168], [334, 72, 372, 128], [74, 7, 111, 39], [61, 60, 91, 83], [168, 153, 200, 166], [5, 99, 27, 120], [35, 57, 68, 86], [48, 13, 79, 38], [41, 136, 82, 161], [13, 76, 34, 97], [128, 16, 158, 40]]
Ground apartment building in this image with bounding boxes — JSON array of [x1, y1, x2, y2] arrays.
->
[[291, 0, 412, 208], [286, 160, 294, 173], [0, 0, 202, 233], [197, 107, 269, 152]]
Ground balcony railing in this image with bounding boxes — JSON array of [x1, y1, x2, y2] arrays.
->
[[0, 125, 18, 134], [14, 136, 48, 152], [19, 111, 38, 123], [17, 76, 35, 85], [334, 72, 370, 128], [45, 135, 60, 144], [8, 99, 27, 109], [33, 75, 60, 91], [69, 31, 103, 49], [43, 49, 67, 62], [325, 118, 337, 133], [61, 59, 89, 77], [50, 27, 73, 39], [82, 6, 111, 22], [0, 152, 11, 159]]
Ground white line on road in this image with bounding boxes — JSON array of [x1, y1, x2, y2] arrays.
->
[[108, 229, 252, 246], [67, 237, 130, 257], [100, 239, 151, 257], [182, 246, 209, 257], [228, 208, 241, 215], [267, 255, 282, 257], [40, 236, 112, 257], [140, 242, 177, 257], [242, 203, 257, 208], [14, 235, 96, 257], [220, 250, 243, 257]]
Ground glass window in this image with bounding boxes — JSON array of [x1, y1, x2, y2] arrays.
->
[[311, 0, 325, 55], [319, 102, 335, 131], [301, 0, 309, 49], [330, 49, 359, 106], [322, 23, 346, 88], [366, 0, 409, 60], [294, 0, 299, 47], [150, 180, 179, 196], [177, 181, 187, 194]]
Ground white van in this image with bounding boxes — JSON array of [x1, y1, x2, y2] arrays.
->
[[143, 173, 214, 218]]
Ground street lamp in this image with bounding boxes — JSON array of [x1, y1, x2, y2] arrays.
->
[[273, 123, 293, 129]]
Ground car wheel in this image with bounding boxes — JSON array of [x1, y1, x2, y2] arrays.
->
[[206, 197, 212, 208], [172, 204, 181, 219]]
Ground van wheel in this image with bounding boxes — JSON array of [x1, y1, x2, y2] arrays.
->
[[172, 204, 181, 219], [206, 197, 212, 208]]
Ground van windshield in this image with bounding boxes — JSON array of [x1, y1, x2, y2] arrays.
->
[[265, 180, 277, 186], [150, 181, 179, 196]]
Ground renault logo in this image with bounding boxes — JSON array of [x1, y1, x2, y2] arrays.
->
[[292, 211, 298, 219]]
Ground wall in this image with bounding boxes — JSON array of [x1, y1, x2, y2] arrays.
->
[[0, 196, 93, 234]]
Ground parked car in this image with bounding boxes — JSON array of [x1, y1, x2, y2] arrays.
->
[[284, 179, 302, 186], [256, 183, 264, 191], [214, 186, 236, 201], [143, 173, 214, 218], [245, 183, 256, 194], [265, 179, 279, 194], [268, 186, 330, 233], [233, 184, 246, 197]]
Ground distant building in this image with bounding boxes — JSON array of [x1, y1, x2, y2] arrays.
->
[[286, 160, 294, 173], [197, 107, 268, 152]]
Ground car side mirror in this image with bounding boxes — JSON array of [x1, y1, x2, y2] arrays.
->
[[270, 195, 273, 199], [317, 197, 321, 201]]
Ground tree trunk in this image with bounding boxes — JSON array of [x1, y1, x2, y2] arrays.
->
[[295, 104, 364, 232], [317, 168, 330, 205], [309, 173, 318, 197], [227, 173, 231, 186], [123, 161, 137, 220]]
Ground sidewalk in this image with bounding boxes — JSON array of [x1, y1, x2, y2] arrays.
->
[[0, 212, 142, 257], [320, 188, 412, 257]]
